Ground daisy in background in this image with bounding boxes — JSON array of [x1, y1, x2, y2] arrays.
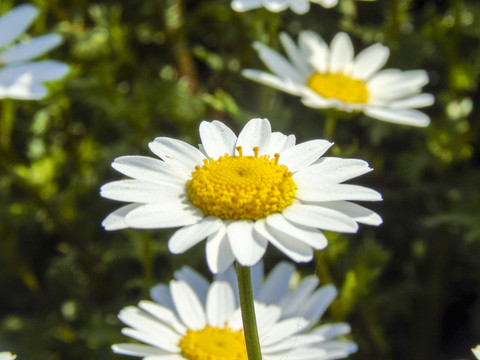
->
[[243, 31, 434, 127], [153, 261, 353, 335], [473, 345, 480, 359], [231, 0, 338, 15], [113, 266, 357, 360], [0, 353, 17, 360], [101, 118, 382, 273], [0, 4, 69, 100]]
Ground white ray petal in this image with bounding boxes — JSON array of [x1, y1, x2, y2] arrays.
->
[[1, 34, 62, 64], [279, 139, 333, 173], [206, 226, 235, 274], [138, 301, 187, 334], [257, 262, 295, 304], [352, 43, 390, 80], [236, 118, 272, 156], [206, 281, 236, 327], [168, 217, 223, 254], [101, 203, 141, 230], [124, 203, 203, 229], [329, 32, 354, 74], [170, 280, 206, 330], [299, 31, 329, 74], [227, 221, 268, 267], [0, 4, 38, 48], [295, 183, 383, 202], [279, 32, 311, 77], [199, 120, 237, 160], [364, 107, 430, 127]]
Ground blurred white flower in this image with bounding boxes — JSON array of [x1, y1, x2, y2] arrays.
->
[[243, 31, 434, 127], [0, 4, 69, 100], [101, 118, 382, 273], [113, 266, 357, 360], [231, 0, 337, 14], [473, 345, 480, 359], [0, 353, 17, 360]]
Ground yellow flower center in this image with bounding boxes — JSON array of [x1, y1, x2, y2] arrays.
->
[[179, 326, 247, 360], [187, 146, 296, 221], [307, 72, 369, 104]]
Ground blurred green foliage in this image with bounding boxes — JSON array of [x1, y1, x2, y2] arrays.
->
[[1, 0, 480, 359]]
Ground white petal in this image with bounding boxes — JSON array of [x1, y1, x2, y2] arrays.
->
[[168, 217, 224, 254], [174, 267, 210, 306], [302, 285, 337, 327], [279, 32, 311, 77], [319, 201, 382, 226], [266, 132, 296, 154], [262, 334, 324, 353], [124, 203, 203, 229], [266, 212, 331, 247], [252, 41, 304, 83], [227, 221, 267, 267], [293, 157, 372, 184], [295, 183, 383, 202], [148, 137, 205, 175], [231, 0, 262, 11], [0, 73, 45, 100], [206, 281, 236, 327], [170, 280, 206, 330], [138, 301, 187, 334], [363, 107, 430, 127], [150, 284, 175, 310], [288, 0, 310, 14], [1, 34, 62, 64], [352, 43, 390, 80], [329, 32, 354, 74], [112, 344, 169, 357], [236, 118, 272, 156], [0, 4, 38, 48], [311, 323, 352, 340], [100, 180, 185, 204], [386, 93, 435, 109], [0, 60, 69, 81], [299, 31, 329, 74], [242, 69, 304, 96], [120, 327, 179, 353], [254, 219, 314, 262], [254, 303, 282, 335], [257, 262, 295, 304], [101, 203, 140, 230], [368, 69, 429, 98], [261, 317, 309, 346], [278, 276, 319, 318], [111, 156, 186, 185], [199, 120, 237, 160], [263, 0, 289, 12], [279, 139, 333, 173], [310, 0, 338, 7], [206, 226, 235, 274]]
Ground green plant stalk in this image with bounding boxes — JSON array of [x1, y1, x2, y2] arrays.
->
[[236, 263, 262, 360], [324, 112, 338, 141]]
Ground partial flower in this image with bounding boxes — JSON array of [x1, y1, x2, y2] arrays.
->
[[473, 345, 480, 359], [153, 261, 356, 344], [243, 31, 434, 127], [0, 353, 17, 360], [0, 4, 69, 100], [114, 270, 356, 360], [231, 0, 337, 14], [101, 118, 382, 273]]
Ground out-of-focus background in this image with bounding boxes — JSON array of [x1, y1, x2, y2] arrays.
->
[[0, 0, 479, 359]]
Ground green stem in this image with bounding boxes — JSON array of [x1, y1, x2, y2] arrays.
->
[[236, 263, 262, 360], [142, 235, 153, 298], [323, 112, 338, 140], [1, 99, 16, 148]]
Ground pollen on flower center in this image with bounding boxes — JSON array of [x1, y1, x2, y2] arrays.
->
[[179, 326, 247, 360], [187, 146, 296, 221], [307, 72, 369, 104]]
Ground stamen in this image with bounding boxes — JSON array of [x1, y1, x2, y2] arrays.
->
[[236, 146, 243, 156], [273, 153, 280, 165], [253, 146, 259, 157]]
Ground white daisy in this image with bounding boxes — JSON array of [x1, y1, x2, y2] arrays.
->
[[243, 31, 434, 127], [101, 118, 382, 273], [231, 0, 338, 14], [0, 353, 17, 360], [114, 276, 356, 360], [473, 345, 480, 359], [151, 262, 357, 359], [0, 4, 69, 100]]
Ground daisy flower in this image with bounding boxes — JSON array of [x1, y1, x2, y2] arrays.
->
[[473, 345, 480, 359], [0, 353, 17, 360], [101, 118, 382, 273], [231, 0, 337, 15], [0, 4, 69, 100], [152, 262, 356, 350], [243, 31, 434, 127], [114, 274, 356, 360]]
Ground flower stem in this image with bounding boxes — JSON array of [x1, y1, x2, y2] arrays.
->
[[324, 112, 338, 140], [236, 262, 262, 360]]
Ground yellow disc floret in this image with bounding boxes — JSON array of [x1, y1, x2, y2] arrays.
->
[[307, 72, 369, 104], [187, 146, 296, 221], [179, 325, 247, 360]]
